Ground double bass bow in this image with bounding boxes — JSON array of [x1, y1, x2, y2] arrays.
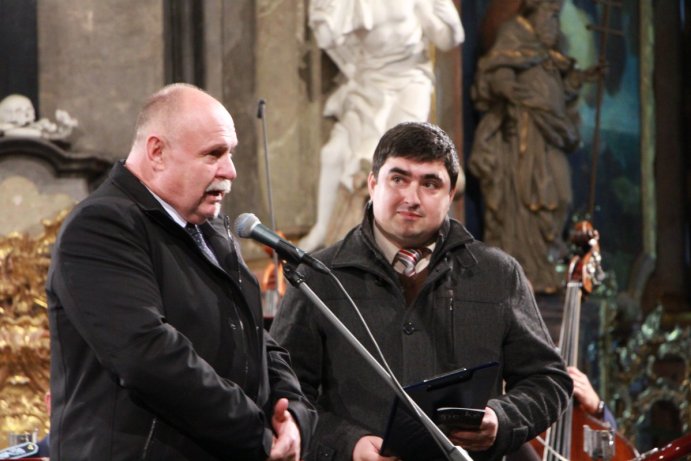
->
[[530, 221, 638, 461]]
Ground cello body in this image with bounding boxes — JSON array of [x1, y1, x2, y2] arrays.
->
[[528, 405, 638, 461]]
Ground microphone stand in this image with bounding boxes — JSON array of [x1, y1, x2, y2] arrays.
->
[[257, 99, 280, 317], [282, 264, 473, 461]]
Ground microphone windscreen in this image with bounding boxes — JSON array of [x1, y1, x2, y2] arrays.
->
[[234, 213, 260, 238]]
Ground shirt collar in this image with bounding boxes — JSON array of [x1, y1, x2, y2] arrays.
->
[[372, 220, 436, 266], [145, 186, 188, 228]]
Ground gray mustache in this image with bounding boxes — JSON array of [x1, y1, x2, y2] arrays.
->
[[206, 180, 232, 194]]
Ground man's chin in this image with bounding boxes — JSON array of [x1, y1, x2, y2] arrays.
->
[[200, 205, 222, 221], [398, 228, 435, 247]]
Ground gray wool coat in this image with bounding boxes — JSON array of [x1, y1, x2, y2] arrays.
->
[[270, 208, 572, 461]]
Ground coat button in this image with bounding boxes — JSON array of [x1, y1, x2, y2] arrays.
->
[[403, 321, 416, 335]]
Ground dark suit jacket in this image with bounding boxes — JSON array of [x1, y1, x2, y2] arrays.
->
[[47, 162, 315, 461]]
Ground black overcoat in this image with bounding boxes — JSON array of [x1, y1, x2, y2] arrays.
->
[[47, 162, 316, 460]]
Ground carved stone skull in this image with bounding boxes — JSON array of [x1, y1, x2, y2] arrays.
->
[[0, 94, 36, 127]]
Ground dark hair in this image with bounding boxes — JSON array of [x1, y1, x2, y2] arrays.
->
[[371, 122, 460, 188]]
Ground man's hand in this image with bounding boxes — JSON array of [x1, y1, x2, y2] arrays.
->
[[448, 407, 498, 452], [268, 398, 301, 461], [568, 366, 600, 416], [352, 435, 400, 461]]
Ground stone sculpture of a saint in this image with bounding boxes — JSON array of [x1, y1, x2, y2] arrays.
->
[[469, 0, 599, 293]]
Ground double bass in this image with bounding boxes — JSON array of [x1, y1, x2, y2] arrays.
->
[[633, 432, 691, 461], [529, 221, 638, 461]]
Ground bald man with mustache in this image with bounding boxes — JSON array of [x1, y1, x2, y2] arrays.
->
[[47, 83, 316, 461]]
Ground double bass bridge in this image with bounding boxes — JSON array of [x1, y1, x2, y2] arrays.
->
[[584, 425, 616, 461]]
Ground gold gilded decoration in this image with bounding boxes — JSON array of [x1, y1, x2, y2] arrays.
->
[[0, 209, 68, 442], [612, 305, 690, 445]]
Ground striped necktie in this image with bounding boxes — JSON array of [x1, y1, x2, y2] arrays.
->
[[185, 224, 219, 265], [394, 248, 427, 277]]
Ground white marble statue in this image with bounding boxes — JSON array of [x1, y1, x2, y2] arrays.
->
[[0, 94, 78, 140], [300, 0, 465, 251]]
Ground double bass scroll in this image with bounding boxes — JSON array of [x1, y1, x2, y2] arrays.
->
[[566, 220, 605, 295]]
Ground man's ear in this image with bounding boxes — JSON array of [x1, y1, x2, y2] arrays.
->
[[146, 135, 165, 171], [367, 171, 377, 198], [453, 168, 466, 199]]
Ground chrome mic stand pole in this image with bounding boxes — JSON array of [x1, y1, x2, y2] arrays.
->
[[257, 99, 281, 317]]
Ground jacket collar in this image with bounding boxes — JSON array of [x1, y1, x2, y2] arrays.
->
[[108, 161, 245, 279], [109, 161, 202, 240], [106, 162, 262, 344], [331, 202, 476, 271], [110, 160, 163, 213]]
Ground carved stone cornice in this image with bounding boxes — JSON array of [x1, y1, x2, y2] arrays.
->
[[0, 137, 111, 187]]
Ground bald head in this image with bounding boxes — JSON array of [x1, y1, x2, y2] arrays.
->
[[130, 83, 224, 153], [124, 84, 238, 223], [126, 83, 235, 174]]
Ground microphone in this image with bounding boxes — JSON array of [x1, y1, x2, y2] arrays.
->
[[234, 213, 330, 274]]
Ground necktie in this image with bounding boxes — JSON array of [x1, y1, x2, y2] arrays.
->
[[394, 248, 427, 277], [185, 224, 219, 265]]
